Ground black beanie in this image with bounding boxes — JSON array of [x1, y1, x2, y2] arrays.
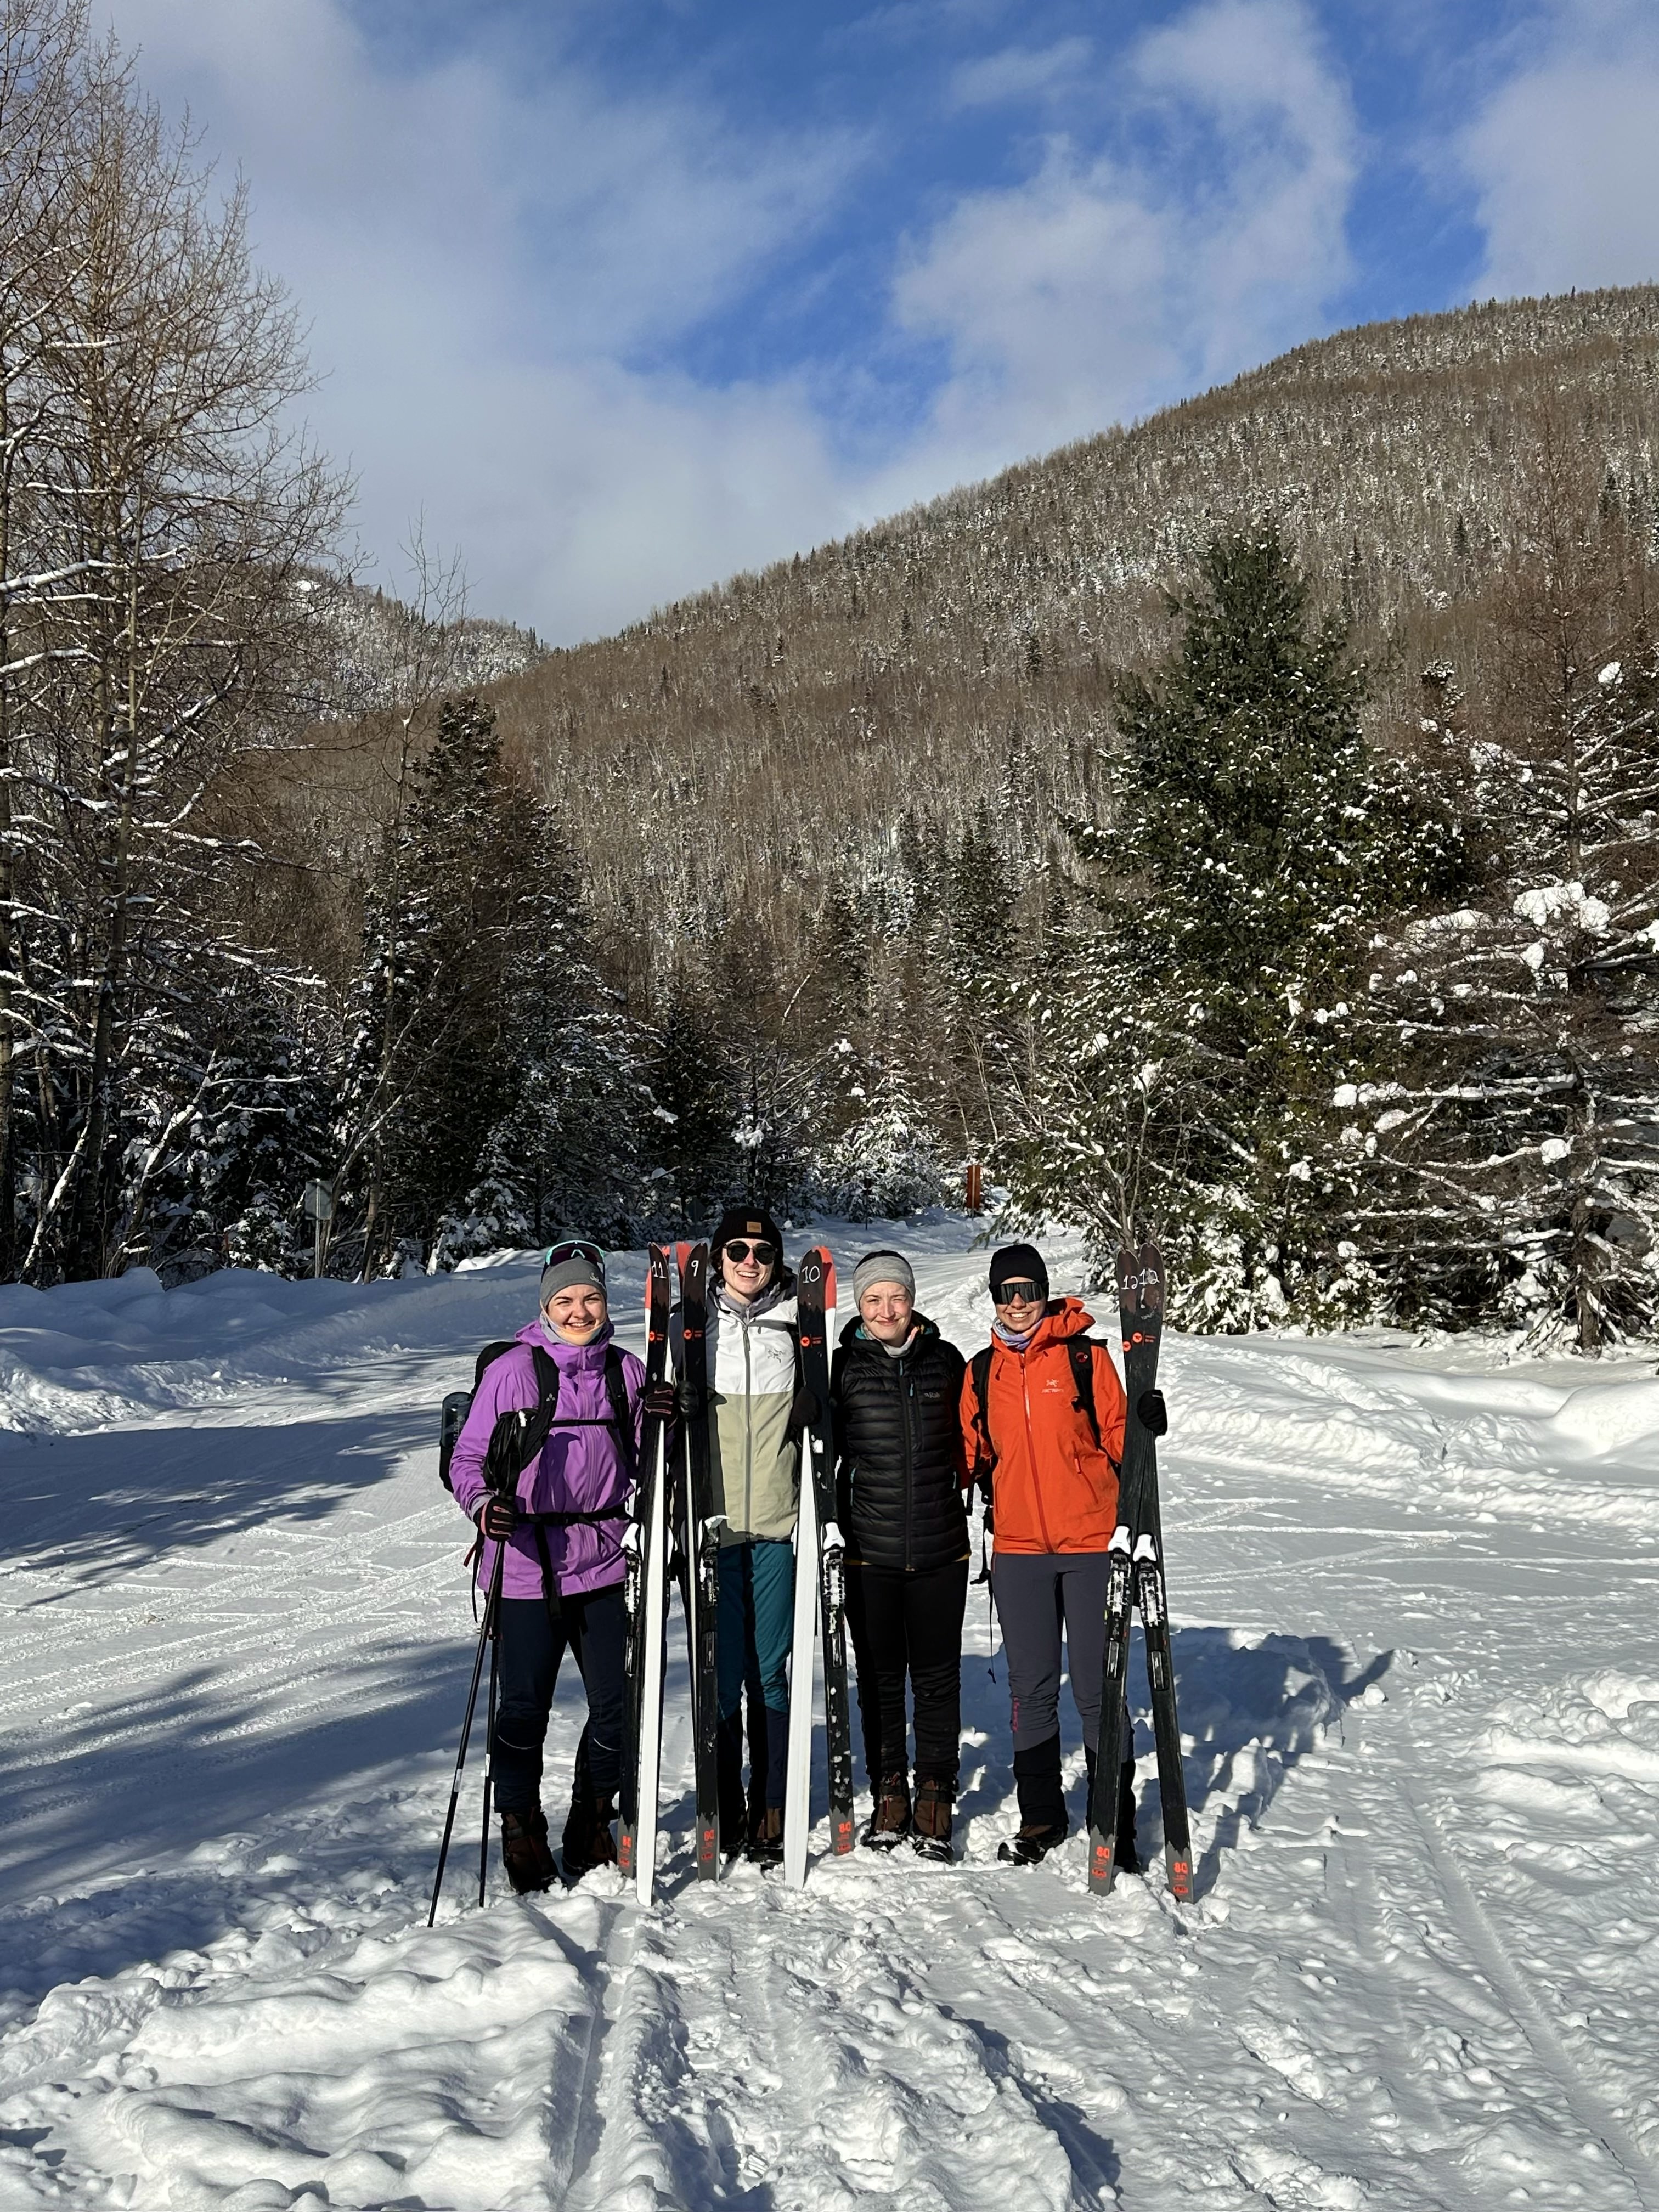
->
[[712, 1204, 785, 1265], [989, 1242, 1049, 1301]]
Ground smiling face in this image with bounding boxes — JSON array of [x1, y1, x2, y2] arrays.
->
[[859, 1281, 915, 1343], [992, 1279, 1046, 1336], [543, 1283, 608, 1344], [720, 1237, 776, 1304]]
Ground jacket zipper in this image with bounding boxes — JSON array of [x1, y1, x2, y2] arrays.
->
[[742, 1313, 753, 1536], [900, 1353, 915, 1572], [1020, 1350, 1057, 1553]]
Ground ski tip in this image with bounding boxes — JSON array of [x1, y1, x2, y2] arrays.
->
[[831, 1816, 855, 1857], [1166, 1850, 1194, 1903]]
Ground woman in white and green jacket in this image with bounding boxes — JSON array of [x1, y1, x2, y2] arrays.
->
[[706, 1204, 801, 1865]]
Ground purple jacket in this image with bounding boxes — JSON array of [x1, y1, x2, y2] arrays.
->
[[449, 1319, 643, 1600]]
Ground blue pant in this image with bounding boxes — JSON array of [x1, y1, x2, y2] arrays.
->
[[716, 1539, 795, 1814], [716, 1538, 795, 1718]]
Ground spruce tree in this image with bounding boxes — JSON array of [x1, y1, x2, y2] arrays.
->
[[1018, 527, 1464, 1323], [1360, 481, 1659, 1346]]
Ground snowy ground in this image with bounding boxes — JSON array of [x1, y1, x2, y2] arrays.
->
[[2, 1221, 1658, 2212]]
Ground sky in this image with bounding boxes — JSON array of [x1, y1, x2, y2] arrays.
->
[[100, 0, 1659, 645]]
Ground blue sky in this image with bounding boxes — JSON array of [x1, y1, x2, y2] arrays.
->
[[104, 0, 1659, 641]]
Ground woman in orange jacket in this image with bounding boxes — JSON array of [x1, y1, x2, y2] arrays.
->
[[960, 1242, 1165, 1864]]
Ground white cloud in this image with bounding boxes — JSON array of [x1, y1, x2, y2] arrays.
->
[[947, 37, 1092, 110], [1462, 1, 1659, 296], [99, 0, 863, 640], [886, 0, 1357, 493], [97, 0, 1365, 639]]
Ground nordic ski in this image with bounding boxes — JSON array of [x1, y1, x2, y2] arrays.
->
[[784, 1245, 854, 1885], [676, 1240, 723, 1877], [619, 1244, 673, 1900], [1087, 1239, 1192, 1900]]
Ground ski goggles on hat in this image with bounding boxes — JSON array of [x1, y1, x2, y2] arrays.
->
[[545, 1238, 605, 1275], [724, 1239, 777, 1265], [992, 1280, 1043, 1306]]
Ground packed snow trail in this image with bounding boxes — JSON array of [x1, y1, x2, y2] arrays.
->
[[2, 1223, 1658, 2209]]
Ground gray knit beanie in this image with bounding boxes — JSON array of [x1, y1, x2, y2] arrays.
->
[[852, 1249, 915, 1306], [540, 1239, 607, 1305]]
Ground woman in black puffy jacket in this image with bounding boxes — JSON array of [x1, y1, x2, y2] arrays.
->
[[831, 1249, 969, 1860]]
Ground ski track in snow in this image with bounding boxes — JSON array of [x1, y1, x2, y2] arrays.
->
[[2, 1223, 1658, 2209]]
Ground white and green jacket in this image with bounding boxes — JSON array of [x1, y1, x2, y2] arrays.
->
[[705, 1279, 800, 1544]]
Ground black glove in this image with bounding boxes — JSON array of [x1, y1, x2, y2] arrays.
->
[[975, 1470, 994, 1533], [786, 1383, 819, 1441], [476, 1491, 520, 1540], [641, 1381, 679, 1424], [1137, 1388, 1169, 1438]]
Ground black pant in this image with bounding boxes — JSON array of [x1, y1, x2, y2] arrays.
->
[[493, 1584, 627, 1818], [845, 1557, 968, 1791]]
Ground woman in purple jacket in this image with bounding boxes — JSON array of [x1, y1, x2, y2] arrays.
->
[[448, 1240, 650, 1892]]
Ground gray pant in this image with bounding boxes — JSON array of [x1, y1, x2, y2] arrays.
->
[[991, 1550, 1110, 1753]]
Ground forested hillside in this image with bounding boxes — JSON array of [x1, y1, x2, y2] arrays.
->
[[4, 0, 1656, 1337], [488, 284, 1659, 993]]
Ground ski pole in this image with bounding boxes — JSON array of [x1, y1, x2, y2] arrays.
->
[[478, 1583, 501, 1908], [428, 1534, 506, 1927]]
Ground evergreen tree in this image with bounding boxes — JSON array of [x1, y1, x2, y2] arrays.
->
[[1016, 527, 1465, 1323], [1358, 477, 1659, 1346], [817, 1053, 949, 1224], [642, 977, 741, 1237], [431, 801, 649, 1265]]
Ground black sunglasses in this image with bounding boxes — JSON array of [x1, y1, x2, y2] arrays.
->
[[993, 1280, 1043, 1306], [724, 1239, 777, 1265]]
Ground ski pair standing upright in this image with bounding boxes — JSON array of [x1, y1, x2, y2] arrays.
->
[[618, 1241, 723, 1903], [621, 1238, 852, 1897], [783, 1247, 855, 1885], [1086, 1240, 1193, 1901]]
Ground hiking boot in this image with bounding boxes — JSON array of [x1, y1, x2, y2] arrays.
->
[[912, 1778, 953, 1864], [862, 1773, 911, 1851], [1000, 1735, 1066, 1865], [500, 1807, 556, 1894], [747, 1805, 785, 1866], [997, 1820, 1068, 1865], [561, 1790, 618, 1884]]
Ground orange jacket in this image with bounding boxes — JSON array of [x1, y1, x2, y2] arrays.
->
[[958, 1298, 1128, 1553]]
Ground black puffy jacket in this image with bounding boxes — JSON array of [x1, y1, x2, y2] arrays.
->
[[831, 1314, 969, 1573]]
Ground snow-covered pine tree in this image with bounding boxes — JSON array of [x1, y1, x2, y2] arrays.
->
[[431, 799, 649, 1265], [817, 1052, 949, 1224], [1357, 456, 1659, 1347], [334, 697, 510, 1272], [1015, 526, 1465, 1325], [640, 976, 741, 1239]]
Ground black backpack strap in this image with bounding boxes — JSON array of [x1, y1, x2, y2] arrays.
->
[[603, 1344, 637, 1483], [969, 1347, 994, 1476], [1067, 1337, 1107, 1458]]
